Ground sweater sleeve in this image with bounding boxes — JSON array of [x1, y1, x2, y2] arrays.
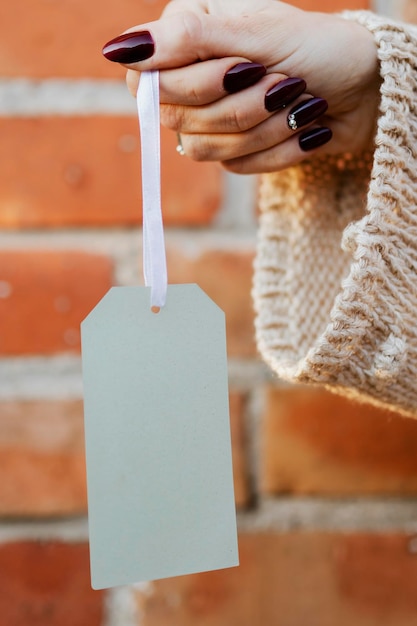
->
[[253, 11, 417, 419]]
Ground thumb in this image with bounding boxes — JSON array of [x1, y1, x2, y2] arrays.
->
[[102, 9, 289, 70]]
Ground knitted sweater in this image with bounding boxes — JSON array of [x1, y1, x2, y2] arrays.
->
[[253, 11, 417, 419]]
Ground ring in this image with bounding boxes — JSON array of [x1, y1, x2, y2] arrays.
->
[[176, 133, 186, 156]]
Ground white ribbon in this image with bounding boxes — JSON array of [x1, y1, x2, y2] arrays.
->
[[137, 71, 167, 309]]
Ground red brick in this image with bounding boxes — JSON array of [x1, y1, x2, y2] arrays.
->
[[0, 541, 103, 626], [0, 118, 221, 228], [0, 0, 168, 79], [136, 532, 417, 626], [261, 386, 417, 496], [0, 400, 87, 516], [229, 392, 251, 508], [0, 0, 369, 79], [167, 247, 256, 358], [0, 251, 112, 355]]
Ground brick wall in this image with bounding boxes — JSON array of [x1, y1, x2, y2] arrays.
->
[[3, 0, 417, 625]]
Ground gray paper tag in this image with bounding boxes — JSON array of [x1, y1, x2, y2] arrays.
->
[[81, 284, 239, 589]]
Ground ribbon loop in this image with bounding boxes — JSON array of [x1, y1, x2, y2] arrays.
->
[[137, 71, 167, 309]]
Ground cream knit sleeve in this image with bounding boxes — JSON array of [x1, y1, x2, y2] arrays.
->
[[253, 11, 417, 418]]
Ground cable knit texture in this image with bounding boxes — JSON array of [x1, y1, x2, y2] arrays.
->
[[253, 11, 417, 418]]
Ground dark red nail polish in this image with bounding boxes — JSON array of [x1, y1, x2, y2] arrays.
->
[[102, 31, 155, 63], [287, 97, 328, 130], [223, 62, 266, 94], [264, 77, 306, 112], [299, 127, 333, 151]]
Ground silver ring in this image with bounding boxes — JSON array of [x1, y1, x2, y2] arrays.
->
[[176, 133, 186, 156]]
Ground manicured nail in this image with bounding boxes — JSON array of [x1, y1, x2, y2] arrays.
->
[[102, 31, 155, 63], [264, 77, 306, 112], [223, 62, 266, 94], [299, 127, 333, 151], [287, 97, 328, 130]]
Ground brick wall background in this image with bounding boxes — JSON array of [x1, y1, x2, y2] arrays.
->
[[2, 0, 417, 625]]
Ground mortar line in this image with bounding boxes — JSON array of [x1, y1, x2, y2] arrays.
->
[[1, 498, 417, 543]]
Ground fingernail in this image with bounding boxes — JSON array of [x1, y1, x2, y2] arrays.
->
[[223, 62, 266, 94], [287, 97, 328, 130], [102, 31, 155, 63], [299, 127, 333, 151], [264, 77, 306, 112]]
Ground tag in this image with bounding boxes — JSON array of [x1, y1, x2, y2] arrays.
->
[[82, 284, 238, 589], [82, 70, 238, 588]]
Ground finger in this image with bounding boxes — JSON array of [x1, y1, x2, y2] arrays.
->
[[102, 13, 229, 69], [102, 4, 302, 71], [159, 0, 207, 19], [179, 118, 282, 163], [160, 74, 289, 133], [159, 58, 267, 105], [177, 97, 326, 161], [127, 58, 250, 104], [221, 126, 333, 175], [127, 56, 267, 103]]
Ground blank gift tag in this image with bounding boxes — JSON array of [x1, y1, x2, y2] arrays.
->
[[82, 284, 238, 589]]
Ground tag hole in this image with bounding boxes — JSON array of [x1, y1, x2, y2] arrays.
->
[[151, 306, 161, 314]]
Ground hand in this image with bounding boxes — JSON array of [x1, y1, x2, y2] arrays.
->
[[102, 0, 380, 173]]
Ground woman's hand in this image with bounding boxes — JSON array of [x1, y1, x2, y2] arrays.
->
[[102, 0, 380, 173]]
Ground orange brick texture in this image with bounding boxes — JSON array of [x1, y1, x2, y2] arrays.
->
[[0, 542, 104, 626], [261, 386, 417, 496], [136, 533, 417, 626], [0, 119, 221, 228], [9, 0, 417, 625], [0, 400, 87, 516], [0, 251, 112, 355], [166, 245, 256, 357]]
